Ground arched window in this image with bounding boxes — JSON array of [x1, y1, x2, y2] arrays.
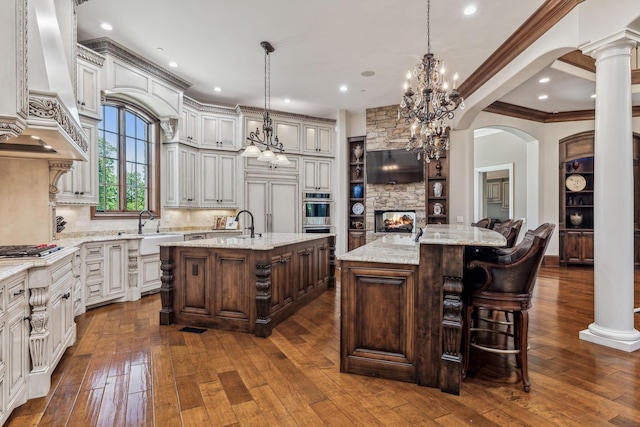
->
[[92, 101, 160, 218]]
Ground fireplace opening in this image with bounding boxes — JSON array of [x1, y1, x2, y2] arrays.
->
[[374, 210, 416, 233]]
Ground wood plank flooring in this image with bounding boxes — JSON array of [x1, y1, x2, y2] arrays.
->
[[6, 266, 640, 426]]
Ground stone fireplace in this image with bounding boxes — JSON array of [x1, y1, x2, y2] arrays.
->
[[374, 210, 416, 233]]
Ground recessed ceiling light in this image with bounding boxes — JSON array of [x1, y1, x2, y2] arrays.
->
[[538, 94, 548, 100], [339, 85, 348, 92], [360, 71, 375, 77], [539, 77, 550, 83], [100, 23, 113, 31], [157, 47, 164, 51], [213, 87, 222, 92], [464, 5, 476, 15], [591, 94, 597, 99], [284, 98, 291, 103], [169, 61, 178, 68]]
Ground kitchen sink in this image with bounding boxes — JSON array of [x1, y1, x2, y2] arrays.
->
[[139, 234, 184, 255]]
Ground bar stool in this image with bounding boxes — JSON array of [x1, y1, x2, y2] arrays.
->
[[463, 223, 555, 392]]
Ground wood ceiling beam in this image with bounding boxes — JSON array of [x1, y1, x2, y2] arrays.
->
[[458, 0, 585, 100], [484, 101, 640, 123]]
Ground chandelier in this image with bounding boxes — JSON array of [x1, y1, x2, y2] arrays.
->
[[241, 41, 290, 165], [398, 0, 464, 163]]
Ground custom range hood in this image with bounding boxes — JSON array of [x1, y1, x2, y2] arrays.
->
[[0, 0, 88, 161]]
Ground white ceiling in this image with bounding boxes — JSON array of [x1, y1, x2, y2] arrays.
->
[[75, 0, 625, 120]]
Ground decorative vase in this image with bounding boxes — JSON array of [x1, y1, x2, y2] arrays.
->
[[433, 182, 443, 197], [569, 212, 583, 227], [352, 184, 363, 198], [353, 144, 363, 163], [572, 160, 580, 171]]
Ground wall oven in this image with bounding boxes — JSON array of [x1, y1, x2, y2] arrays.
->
[[303, 192, 333, 233]]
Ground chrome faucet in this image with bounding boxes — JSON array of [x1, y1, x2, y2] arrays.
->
[[235, 210, 255, 238], [138, 210, 154, 234]]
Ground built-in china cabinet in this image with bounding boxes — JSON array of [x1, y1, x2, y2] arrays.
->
[[558, 131, 640, 266], [347, 136, 367, 250], [425, 155, 449, 225]]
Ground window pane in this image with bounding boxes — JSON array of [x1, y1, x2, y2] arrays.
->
[[125, 111, 136, 137], [137, 164, 147, 186], [126, 137, 136, 162], [136, 140, 146, 164], [104, 132, 118, 156], [136, 118, 147, 140], [106, 186, 119, 210], [102, 106, 118, 133]]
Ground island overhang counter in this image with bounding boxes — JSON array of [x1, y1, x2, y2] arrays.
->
[[159, 233, 335, 337], [338, 224, 506, 395]]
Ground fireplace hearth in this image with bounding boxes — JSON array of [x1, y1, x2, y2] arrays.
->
[[374, 210, 416, 233]]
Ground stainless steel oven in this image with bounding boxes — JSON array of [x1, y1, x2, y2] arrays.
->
[[303, 192, 333, 233]]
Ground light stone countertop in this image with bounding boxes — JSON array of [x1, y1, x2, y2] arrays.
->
[[0, 247, 79, 281], [419, 224, 507, 246], [160, 232, 334, 251], [338, 234, 420, 265], [338, 224, 506, 266]]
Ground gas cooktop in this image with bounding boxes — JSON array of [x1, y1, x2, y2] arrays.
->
[[0, 245, 63, 258]]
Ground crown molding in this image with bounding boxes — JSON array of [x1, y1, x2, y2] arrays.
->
[[76, 43, 105, 67], [80, 37, 192, 91], [484, 101, 640, 123], [237, 105, 336, 125]]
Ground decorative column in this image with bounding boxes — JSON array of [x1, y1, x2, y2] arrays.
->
[[580, 30, 640, 352]]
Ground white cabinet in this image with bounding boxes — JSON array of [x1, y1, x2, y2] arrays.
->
[[82, 240, 127, 307], [244, 116, 301, 153], [245, 174, 299, 234], [165, 144, 238, 209], [201, 114, 237, 150], [304, 125, 333, 155], [303, 159, 332, 192], [164, 144, 198, 207], [0, 272, 29, 426], [76, 56, 102, 119], [178, 146, 198, 206], [139, 255, 162, 295], [201, 152, 237, 207], [180, 105, 199, 145], [57, 118, 99, 205]]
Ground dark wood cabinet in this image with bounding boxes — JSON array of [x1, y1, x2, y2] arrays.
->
[[160, 235, 335, 337], [559, 131, 640, 266], [560, 230, 594, 264], [347, 136, 367, 251], [426, 155, 449, 224]]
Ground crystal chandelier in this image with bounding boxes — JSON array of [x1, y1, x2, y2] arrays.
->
[[241, 41, 290, 166], [398, 0, 464, 163]]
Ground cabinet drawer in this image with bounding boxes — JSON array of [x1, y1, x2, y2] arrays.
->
[[84, 244, 104, 259], [85, 281, 103, 303], [6, 274, 27, 311], [84, 259, 104, 280]]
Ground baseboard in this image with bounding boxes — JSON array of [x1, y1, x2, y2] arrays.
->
[[543, 255, 560, 267]]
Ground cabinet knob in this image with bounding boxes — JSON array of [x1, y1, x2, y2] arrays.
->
[[62, 292, 71, 299]]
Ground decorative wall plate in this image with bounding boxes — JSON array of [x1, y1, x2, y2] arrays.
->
[[352, 202, 364, 215], [565, 174, 586, 192]]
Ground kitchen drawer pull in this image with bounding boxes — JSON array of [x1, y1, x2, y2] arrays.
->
[[62, 292, 71, 299], [13, 289, 25, 296]]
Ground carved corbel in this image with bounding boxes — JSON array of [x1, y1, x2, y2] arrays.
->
[[160, 117, 179, 142], [28, 287, 50, 373], [48, 160, 74, 202]]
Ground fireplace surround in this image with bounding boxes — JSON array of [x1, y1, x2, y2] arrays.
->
[[374, 210, 416, 233]]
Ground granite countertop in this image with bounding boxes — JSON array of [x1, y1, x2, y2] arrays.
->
[[160, 232, 335, 251], [338, 224, 506, 266], [419, 224, 506, 247], [0, 247, 79, 281], [338, 234, 420, 265]]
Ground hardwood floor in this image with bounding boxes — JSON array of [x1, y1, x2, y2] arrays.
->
[[7, 266, 640, 426]]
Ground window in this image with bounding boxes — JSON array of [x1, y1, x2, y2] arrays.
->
[[92, 102, 160, 219]]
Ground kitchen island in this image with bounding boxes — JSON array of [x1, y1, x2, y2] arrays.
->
[[338, 224, 505, 395], [159, 233, 335, 337]]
